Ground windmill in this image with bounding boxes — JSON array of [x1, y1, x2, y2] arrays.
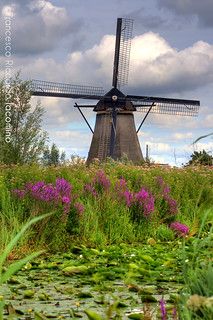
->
[[31, 18, 200, 163]]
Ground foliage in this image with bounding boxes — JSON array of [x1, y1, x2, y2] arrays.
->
[[0, 74, 48, 164], [41, 143, 66, 166], [187, 150, 213, 166], [0, 163, 212, 249], [179, 209, 213, 320], [0, 163, 212, 318], [0, 212, 53, 319]]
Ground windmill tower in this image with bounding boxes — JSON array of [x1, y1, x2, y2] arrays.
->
[[31, 18, 200, 163]]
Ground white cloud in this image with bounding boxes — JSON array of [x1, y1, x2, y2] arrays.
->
[[173, 132, 193, 140], [129, 34, 213, 94], [29, 0, 68, 25], [54, 130, 91, 142], [48, 130, 92, 157], [150, 155, 168, 164], [11, 31, 213, 96], [202, 114, 213, 128], [0, 0, 79, 55], [143, 141, 172, 153]]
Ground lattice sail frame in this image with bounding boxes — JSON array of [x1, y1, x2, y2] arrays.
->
[[30, 80, 104, 97], [112, 18, 133, 89], [134, 101, 199, 116], [117, 18, 133, 88]]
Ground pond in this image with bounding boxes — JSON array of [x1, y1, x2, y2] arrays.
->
[[1, 243, 185, 319]]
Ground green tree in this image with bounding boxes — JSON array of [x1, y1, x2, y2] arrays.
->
[[60, 150, 66, 164], [41, 143, 66, 166], [50, 143, 60, 166], [0, 74, 48, 164], [187, 150, 213, 166], [42, 147, 51, 166]]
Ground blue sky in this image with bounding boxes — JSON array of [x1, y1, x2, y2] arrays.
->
[[1, 0, 212, 165]]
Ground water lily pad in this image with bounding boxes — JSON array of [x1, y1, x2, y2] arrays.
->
[[7, 277, 21, 284], [140, 255, 154, 264], [62, 265, 88, 275], [141, 294, 157, 302], [128, 313, 143, 319], [84, 309, 102, 320], [116, 301, 129, 308], [34, 311, 48, 319], [38, 292, 51, 301], [23, 289, 35, 298], [77, 291, 93, 298], [71, 246, 83, 254]]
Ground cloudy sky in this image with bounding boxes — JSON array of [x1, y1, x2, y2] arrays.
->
[[1, 0, 213, 165]]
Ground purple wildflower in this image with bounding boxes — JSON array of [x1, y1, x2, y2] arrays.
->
[[84, 183, 97, 197], [157, 176, 178, 216], [12, 178, 73, 216], [32, 184, 59, 202], [170, 221, 189, 236], [172, 307, 178, 320], [156, 176, 164, 187], [93, 170, 110, 191], [12, 189, 26, 199], [135, 188, 149, 203], [134, 188, 155, 217], [123, 190, 133, 207], [56, 178, 72, 196], [62, 196, 71, 204], [159, 296, 167, 320], [143, 194, 155, 217], [31, 181, 45, 191], [74, 202, 84, 215], [115, 178, 132, 206], [115, 178, 128, 192], [166, 197, 178, 215], [163, 185, 171, 195]]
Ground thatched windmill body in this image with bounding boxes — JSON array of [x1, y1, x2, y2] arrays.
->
[[31, 18, 200, 163]]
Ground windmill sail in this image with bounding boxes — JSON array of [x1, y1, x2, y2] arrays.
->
[[112, 18, 133, 89], [30, 80, 104, 100], [128, 95, 200, 116]]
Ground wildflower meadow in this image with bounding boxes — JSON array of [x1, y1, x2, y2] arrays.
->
[[0, 162, 212, 319]]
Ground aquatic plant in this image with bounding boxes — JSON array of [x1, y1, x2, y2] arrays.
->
[[0, 212, 53, 319]]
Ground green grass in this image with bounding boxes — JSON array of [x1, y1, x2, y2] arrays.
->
[[0, 162, 212, 319], [0, 212, 53, 319], [0, 163, 212, 251]]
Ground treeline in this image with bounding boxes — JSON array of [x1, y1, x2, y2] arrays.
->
[[0, 74, 66, 166]]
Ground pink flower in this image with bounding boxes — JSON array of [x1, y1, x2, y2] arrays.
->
[[94, 170, 110, 191], [12, 189, 26, 199], [62, 196, 71, 204], [170, 221, 189, 236], [74, 202, 84, 215], [123, 190, 133, 207], [159, 296, 167, 320]]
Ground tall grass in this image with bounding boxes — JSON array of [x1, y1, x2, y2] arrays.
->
[[0, 178, 29, 252], [0, 212, 53, 319], [0, 163, 212, 249], [179, 208, 213, 320]]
